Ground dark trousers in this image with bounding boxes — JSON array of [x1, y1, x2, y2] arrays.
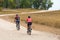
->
[[16, 21, 20, 28], [27, 22, 32, 30]]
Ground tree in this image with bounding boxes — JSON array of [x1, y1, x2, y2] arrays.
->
[[33, 0, 43, 9], [0, 0, 53, 10], [3, 0, 21, 9], [0, 0, 3, 11], [8, 0, 16, 8], [33, 0, 53, 10], [15, 0, 20, 8], [20, 0, 34, 8], [3, 0, 8, 8], [0, 0, 3, 7], [20, 0, 30, 8]]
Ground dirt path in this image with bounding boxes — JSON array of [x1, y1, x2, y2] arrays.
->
[[0, 15, 60, 40], [0, 10, 60, 40], [2, 9, 57, 14]]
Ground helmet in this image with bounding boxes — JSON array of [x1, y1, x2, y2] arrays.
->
[[28, 16, 30, 18], [16, 14, 18, 16]]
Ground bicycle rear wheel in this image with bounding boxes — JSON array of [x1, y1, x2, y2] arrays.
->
[[16, 23, 20, 30]]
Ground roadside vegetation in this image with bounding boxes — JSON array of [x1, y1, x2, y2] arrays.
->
[[0, 8, 38, 14], [0, 9, 60, 29], [19, 10, 60, 28], [1, 10, 60, 29], [0, 0, 53, 10]]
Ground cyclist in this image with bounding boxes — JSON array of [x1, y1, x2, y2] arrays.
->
[[14, 14, 20, 30], [26, 16, 32, 35]]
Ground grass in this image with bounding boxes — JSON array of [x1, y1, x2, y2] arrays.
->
[[0, 9, 60, 28], [0, 8, 39, 14], [19, 10, 60, 28], [2, 10, 60, 29], [5, 10, 60, 29]]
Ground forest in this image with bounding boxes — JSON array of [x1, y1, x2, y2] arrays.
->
[[0, 0, 53, 10]]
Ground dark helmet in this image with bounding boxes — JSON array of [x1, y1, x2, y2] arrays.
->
[[16, 14, 18, 16], [28, 16, 30, 18]]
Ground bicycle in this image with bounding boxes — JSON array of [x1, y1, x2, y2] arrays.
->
[[27, 25, 32, 35], [16, 22, 20, 30]]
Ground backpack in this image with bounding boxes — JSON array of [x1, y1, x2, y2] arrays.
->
[[15, 16, 20, 21]]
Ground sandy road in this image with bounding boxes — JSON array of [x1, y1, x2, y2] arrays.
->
[[0, 18, 59, 40]]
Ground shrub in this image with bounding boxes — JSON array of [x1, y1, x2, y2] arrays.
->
[[0, 7, 2, 11]]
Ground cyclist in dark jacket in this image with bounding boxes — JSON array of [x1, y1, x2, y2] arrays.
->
[[14, 14, 20, 30]]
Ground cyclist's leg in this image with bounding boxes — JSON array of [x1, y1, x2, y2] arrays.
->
[[28, 22, 31, 31], [16, 22, 18, 27], [30, 22, 32, 30], [28, 24, 31, 35], [18, 21, 20, 29], [16, 21, 20, 30], [16, 21, 19, 30], [16, 22, 18, 30], [27, 22, 29, 33]]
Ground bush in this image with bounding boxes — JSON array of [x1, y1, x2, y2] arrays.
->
[[0, 7, 2, 11]]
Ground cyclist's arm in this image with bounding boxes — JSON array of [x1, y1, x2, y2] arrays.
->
[[26, 18, 28, 23]]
